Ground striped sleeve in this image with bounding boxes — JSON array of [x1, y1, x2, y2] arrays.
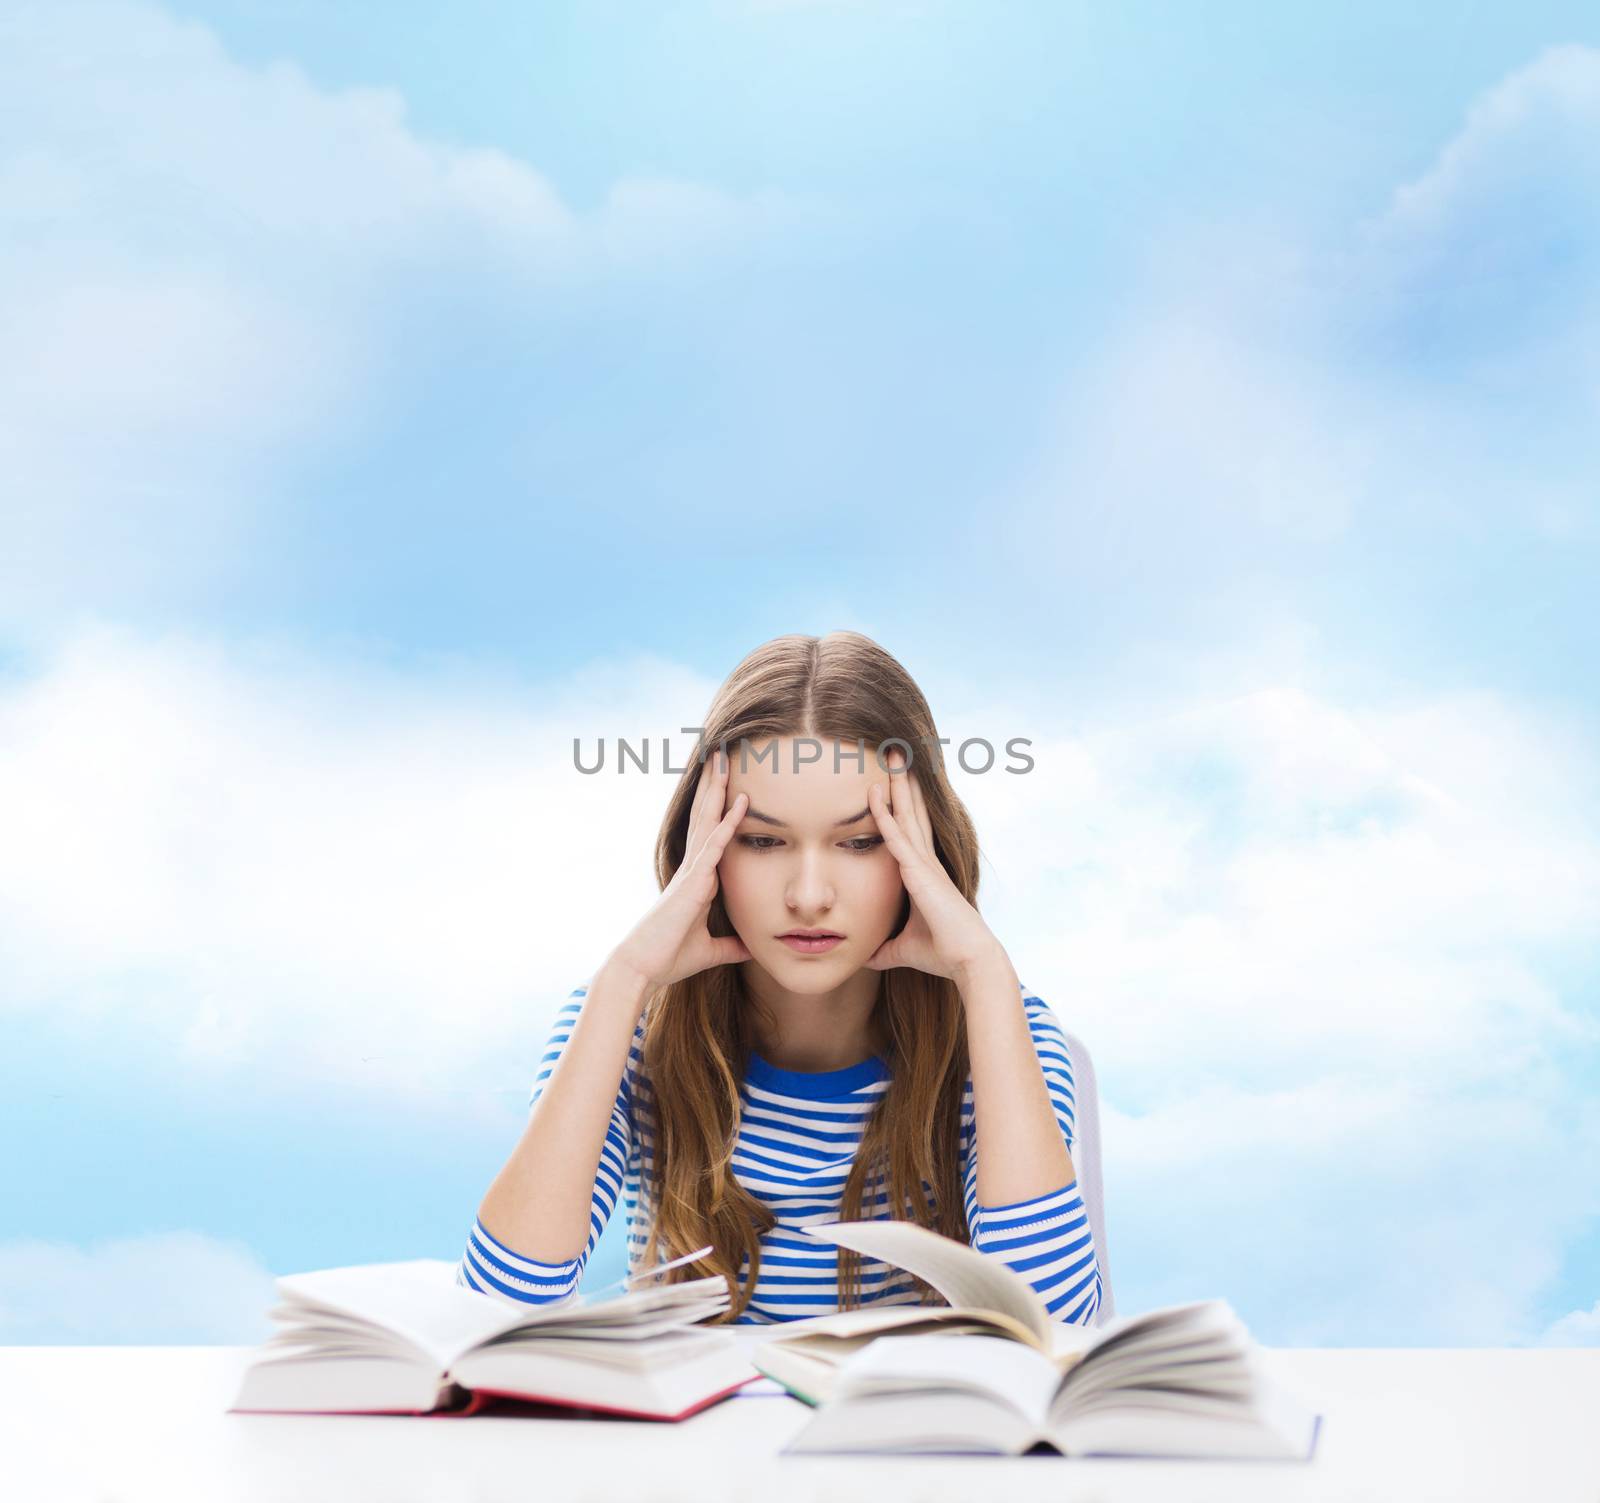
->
[[455, 981, 643, 1306], [959, 983, 1103, 1326]]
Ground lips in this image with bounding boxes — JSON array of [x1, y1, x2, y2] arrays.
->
[[778, 930, 846, 955]]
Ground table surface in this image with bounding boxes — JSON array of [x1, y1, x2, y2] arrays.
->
[[2, 1339, 1597, 1503]]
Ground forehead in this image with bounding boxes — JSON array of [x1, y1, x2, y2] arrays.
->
[[724, 736, 878, 818]]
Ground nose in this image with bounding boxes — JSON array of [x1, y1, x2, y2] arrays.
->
[[785, 846, 835, 917]]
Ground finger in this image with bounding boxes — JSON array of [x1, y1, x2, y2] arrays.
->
[[685, 745, 730, 860], [715, 788, 747, 847], [904, 753, 935, 858], [869, 779, 921, 869], [692, 788, 747, 869], [685, 742, 718, 839], [888, 745, 930, 858], [883, 748, 927, 858], [889, 746, 912, 822]]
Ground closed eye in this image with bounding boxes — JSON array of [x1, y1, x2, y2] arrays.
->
[[737, 835, 884, 854]]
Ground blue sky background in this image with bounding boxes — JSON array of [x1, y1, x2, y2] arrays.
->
[[1, 0, 1597, 1347]]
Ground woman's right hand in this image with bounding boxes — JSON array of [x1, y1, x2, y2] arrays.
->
[[606, 746, 753, 992]]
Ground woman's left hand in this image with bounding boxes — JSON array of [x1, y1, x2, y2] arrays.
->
[[864, 746, 1003, 980]]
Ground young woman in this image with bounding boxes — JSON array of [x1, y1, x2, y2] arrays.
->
[[457, 632, 1103, 1326]]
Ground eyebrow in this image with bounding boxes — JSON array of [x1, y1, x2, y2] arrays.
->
[[742, 806, 872, 829]]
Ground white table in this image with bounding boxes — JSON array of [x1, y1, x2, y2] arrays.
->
[[2, 1343, 1596, 1503]]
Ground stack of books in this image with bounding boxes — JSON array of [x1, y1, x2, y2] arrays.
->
[[228, 1220, 1322, 1462]]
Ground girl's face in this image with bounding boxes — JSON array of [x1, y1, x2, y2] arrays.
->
[[719, 736, 906, 991]]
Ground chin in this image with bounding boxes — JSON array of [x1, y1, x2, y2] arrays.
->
[[768, 945, 852, 980]]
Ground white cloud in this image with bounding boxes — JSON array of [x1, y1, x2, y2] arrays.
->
[[978, 42, 1600, 1342], [1368, 42, 1600, 255], [1009, 43, 1600, 593], [0, 1, 818, 270], [21, 618, 1588, 1114], [1026, 310, 1373, 548], [0, 0, 832, 629], [986, 683, 1600, 1085], [1096, 1074, 1600, 1345], [963, 677, 1600, 1343], [1353, 43, 1600, 439], [4, 620, 1598, 1342], [0, 620, 719, 1112], [1539, 1301, 1600, 1346], [0, 1230, 276, 1343]]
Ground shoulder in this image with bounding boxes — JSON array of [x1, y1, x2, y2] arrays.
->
[[1017, 979, 1081, 1088], [1015, 982, 1082, 1120], [959, 977, 1080, 1080], [1017, 982, 1075, 1066]]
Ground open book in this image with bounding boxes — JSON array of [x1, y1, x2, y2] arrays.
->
[[229, 1249, 757, 1421], [753, 1220, 1321, 1461]]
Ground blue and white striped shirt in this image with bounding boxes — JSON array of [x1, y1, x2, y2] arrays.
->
[[457, 979, 1102, 1325]]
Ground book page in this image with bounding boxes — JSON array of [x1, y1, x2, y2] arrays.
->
[[800, 1221, 1050, 1344], [1047, 1320, 1105, 1365], [1066, 1300, 1247, 1378], [754, 1313, 1042, 1407], [1039, 1297, 1245, 1377], [274, 1259, 728, 1371], [765, 1304, 1042, 1347], [782, 1387, 1042, 1455], [1050, 1377, 1321, 1461], [1065, 1332, 1255, 1401], [837, 1334, 1063, 1428]]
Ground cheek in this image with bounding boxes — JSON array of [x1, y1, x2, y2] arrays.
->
[[716, 852, 770, 921], [717, 855, 749, 908], [853, 860, 905, 919]]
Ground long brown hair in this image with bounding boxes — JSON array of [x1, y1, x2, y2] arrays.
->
[[636, 631, 983, 1320]]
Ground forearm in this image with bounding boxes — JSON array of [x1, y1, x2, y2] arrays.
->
[[475, 955, 650, 1263], [958, 946, 1075, 1206]]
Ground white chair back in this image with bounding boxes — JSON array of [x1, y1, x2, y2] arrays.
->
[[1060, 1027, 1115, 1323]]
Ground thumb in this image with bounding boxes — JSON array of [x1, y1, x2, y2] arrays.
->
[[711, 934, 754, 966], [863, 938, 898, 971]]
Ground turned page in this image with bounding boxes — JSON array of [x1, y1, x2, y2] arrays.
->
[[273, 1260, 727, 1373], [802, 1221, 1050, 1344], [271, 1261, 580, 1372]]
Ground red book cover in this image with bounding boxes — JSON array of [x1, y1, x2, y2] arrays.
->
[[231, 1373, 759, 1421]]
